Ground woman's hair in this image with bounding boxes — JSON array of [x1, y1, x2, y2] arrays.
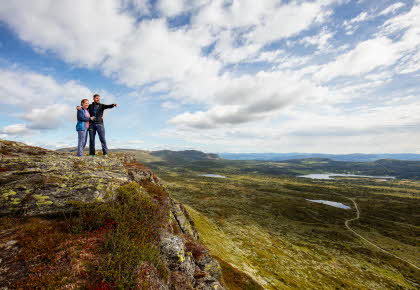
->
[[81, 98, 89, 105]]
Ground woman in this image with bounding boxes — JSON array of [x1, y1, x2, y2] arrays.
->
[[76, 99, 95, 156]]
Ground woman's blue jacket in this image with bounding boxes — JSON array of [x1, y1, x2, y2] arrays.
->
[[76, 109, 90, 131]]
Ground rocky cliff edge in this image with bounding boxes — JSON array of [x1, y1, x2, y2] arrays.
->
[[0, 139, 224, 289]]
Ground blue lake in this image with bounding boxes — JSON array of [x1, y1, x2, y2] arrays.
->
[[298, 173, 395, 180], [306, 199, 351, 209], [198, 174, 227, 178]]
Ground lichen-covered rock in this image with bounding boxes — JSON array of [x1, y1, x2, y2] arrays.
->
[[161, 232, 196, 286], [194, 276, 224, 290], [195, 255, 222, 281], [160, 230, 225, 290], [170, 199, 200, 239], [0, 139, 158, 216]]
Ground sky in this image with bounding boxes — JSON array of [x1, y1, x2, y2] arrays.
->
[[0, 0, 419, 154]]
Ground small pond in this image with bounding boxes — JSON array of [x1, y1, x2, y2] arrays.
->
[[306, 199, 351, 209], [198, 174, 227, 178]]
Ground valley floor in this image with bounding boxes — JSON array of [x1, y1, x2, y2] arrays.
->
[[142, 159, 420, 289]]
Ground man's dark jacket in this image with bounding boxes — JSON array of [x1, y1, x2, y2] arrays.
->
[[87, 102, 114, 125]]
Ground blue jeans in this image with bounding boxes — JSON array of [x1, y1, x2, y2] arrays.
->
[[89, 123, 108, 155], [76, 129, 88, 156]]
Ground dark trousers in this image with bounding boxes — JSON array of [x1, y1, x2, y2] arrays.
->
[[89, 123, 108, 155]]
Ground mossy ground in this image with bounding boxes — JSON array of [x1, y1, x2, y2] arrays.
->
[[0, 180, 170, 289], [215, 256, 264, 290], [141, 157, 420, 289], [70, 181, 170, 288]]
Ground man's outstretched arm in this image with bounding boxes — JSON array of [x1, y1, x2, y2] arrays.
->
[[104, 104, 117, 109]]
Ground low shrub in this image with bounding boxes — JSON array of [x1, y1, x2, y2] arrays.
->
[[71, 181, 170, 288]]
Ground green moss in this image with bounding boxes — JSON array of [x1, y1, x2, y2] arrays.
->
[[2, 190, 17, 198], [215, 257, 264, 290], [1, 190, 20, 208], [10, 198, 21, 205], [177, 251, 185, 263], [32, 194, 53, 206], [94, 195, 104, 202], [33, 194, 49, 201], [183, 204, 268, 287]]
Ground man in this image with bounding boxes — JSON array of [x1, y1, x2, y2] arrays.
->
[[77, 94, 117, 156]]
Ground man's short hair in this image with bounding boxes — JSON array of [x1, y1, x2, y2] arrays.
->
[[93, 94, 100, 99]]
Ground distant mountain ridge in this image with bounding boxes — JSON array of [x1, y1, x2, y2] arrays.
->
[[56, 147, 420, 162], [57, 147, 221, 162], [218, 153, 420, 162], [150, 150, 220, 162]]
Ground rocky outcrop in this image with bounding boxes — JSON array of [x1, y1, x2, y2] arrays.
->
[[0, 139, 224, 289], [170, 199, 200, 240], [0, 140, 160, 216]]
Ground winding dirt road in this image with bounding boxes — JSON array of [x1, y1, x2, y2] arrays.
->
[[343, 197, 419, 271]]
